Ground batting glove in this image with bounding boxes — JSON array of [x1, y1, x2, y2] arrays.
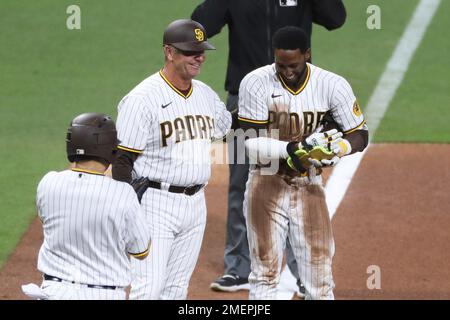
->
[[321, 155, 340, 166], [330, 138, 352, 157], [307, 145, 338, 168], [286, 142, 310, 172], [310, 138, 351, 168], [303, 129, 343, 149], [287, 148, 310, 172]]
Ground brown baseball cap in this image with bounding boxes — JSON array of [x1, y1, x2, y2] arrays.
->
[[163, 19, 215, 51]]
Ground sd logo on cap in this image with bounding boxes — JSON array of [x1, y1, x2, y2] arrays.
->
[[163, 19, 215, 51]]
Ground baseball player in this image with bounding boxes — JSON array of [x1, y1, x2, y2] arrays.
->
[[112, 19, 231, 299], [238, 26, 368, 300], [192, 0, 347, 296], [22, 113, 151, 300]]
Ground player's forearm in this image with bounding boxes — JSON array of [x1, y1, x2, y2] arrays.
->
[[245, 137, 289, 161], [330, 129, 369, 158], [112, 150, 138, 183], [344, 129, 369, 154]]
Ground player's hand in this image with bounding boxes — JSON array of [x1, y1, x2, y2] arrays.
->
[[303, 129, 343, 149], [286, 146, 310, 172], [321, 155, 340, 167], [307, 145, 337, 168], [329, 138, 352, 157], [309, 154, 340, 167], [131, 177, 150, 203], [308, 138, 351, 168]]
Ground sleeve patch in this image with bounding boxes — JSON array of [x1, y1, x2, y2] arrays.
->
[[353, 100, 362, 117]]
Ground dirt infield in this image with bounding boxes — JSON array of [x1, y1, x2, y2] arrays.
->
[[1, 144, 450, 300]]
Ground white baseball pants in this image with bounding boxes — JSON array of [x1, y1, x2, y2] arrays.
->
[[129, 187, 206, 300], [36, 280, 125, 300], [244, 169, 335, 300]]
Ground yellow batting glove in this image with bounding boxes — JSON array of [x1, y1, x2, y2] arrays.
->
[[286, 148, 310, 172], [308, 146, 339, 168], [330, 138, 352, 157]]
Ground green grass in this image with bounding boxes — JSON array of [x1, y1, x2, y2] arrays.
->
[[374, 0, 450, 142], [313, 0, 420, 110], [0, 0, 447, 267], [0, 0, 215, 266]]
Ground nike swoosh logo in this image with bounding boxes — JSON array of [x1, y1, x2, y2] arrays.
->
[[271, 93, 282, 98], [161, 102, 172, 109]]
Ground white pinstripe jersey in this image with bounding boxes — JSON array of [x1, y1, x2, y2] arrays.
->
[[36, 169, 150, 287], [116, 71, 231, 186], [238, 63, 365, 141]]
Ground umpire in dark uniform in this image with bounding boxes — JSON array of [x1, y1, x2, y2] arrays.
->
[[192, 0, 346, 295]]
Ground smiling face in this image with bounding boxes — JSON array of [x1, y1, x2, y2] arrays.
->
[[274, 48, 311, 88], [165, 45, 205, 81]]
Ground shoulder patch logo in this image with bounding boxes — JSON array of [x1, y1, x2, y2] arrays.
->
[[194, 29, 204, 42], [353, 100, 362, 117]]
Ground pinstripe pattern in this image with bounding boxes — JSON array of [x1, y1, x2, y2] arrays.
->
[[239, 63, 361, 300], [129, 188, 206, 300], [40, 280, 126, 300], [290, 182, 335, 300], [244, 169, 334, 300], [116, 71, 231, 186], [244, 171, 288, 299], [36, 170, 150, 299], [238, 63, 365, 138], [117, 71, 230, 299]]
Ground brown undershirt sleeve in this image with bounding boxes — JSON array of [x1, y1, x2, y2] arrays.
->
[[112, 149, 140, 183], [344, 129, 369, 154]]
